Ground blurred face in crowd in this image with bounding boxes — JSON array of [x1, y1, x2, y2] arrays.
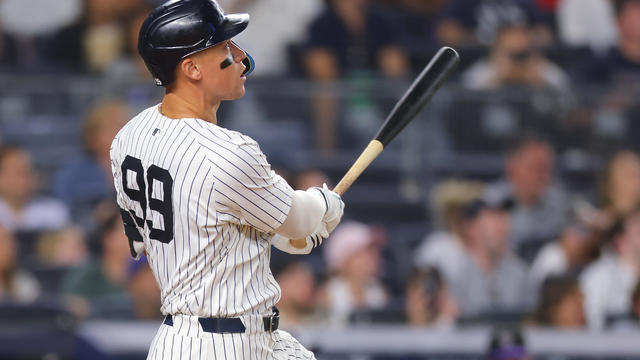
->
[[507, 141, 554, 204], [294, 170, 330, 190], [605, 151, 640, 215], [85, 101, 129, 162], [550, 286, 585, 329], [560, 225, 591, 268], [342, 242, 381, 282], [102, 217, 131, 261], [405, 270, 458, 326], [492, 26, 539, 84], [276, 262, 316, 313], [474, 208, 510, 259], [0, 149, 36, 207], [0, 226, 16, 274], [618, 0, 640, 43]]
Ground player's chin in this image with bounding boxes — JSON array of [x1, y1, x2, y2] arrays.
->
[[227, 87, 245, 100], [230, 84, 246, 99]]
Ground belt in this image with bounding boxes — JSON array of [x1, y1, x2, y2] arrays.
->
[[163, 307, 279, 333]]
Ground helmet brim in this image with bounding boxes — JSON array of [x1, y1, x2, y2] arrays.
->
[[180, 13, 249, 60], [218, 13, 249, 41]]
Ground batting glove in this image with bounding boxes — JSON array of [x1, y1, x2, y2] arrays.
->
[[306, 221, 328, 248], [310, 183, 345, 235]]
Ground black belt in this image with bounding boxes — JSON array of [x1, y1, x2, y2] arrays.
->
[[163, 307, 279, 333]]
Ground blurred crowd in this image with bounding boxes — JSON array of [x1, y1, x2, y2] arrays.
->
[[1, 0, 640, 343]]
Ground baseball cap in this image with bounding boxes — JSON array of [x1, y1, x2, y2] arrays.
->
[[324, 222, 374, 272]]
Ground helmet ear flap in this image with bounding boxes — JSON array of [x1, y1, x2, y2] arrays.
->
[[242, 53, 255, 76]]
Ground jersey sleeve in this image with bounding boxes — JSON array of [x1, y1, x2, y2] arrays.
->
[[208, 139, 294, 233]]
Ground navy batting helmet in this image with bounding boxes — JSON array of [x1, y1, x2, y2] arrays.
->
[[138, 0, 254, 87]]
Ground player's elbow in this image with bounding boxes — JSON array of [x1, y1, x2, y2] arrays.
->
[[275, 190, 324, 239]]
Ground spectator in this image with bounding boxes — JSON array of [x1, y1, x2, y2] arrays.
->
[[529, 219, 595, 294], [414, 179, 485, 283], [303, 0, 409, 152], [531, 275, 586, 329], [304, 0, 409, 80], [405, 266, 458, 327], [0, 0, 80, 69], [380, 0, 447, 68], [485, 135, 570, 254], [0, 225, 40, 303], [48, 0, 147, 73], [293, 169, 331, 190], [103, 5, 165, 111], [580, 210, 640, 329], [461, 24, 571, 92], [587, 0, 640, 84], [273, 260, 319, 329], [321, 221, 389, 327], [436, 0, 550, 47], [594, 150, 640, 229], [52, 99, 130, 229], [126, 255, 162, 320], [35, 227, 89, 267], [61, 207, 131, 318], [0, 146, 70, 233], [446, 197, 530, 318]]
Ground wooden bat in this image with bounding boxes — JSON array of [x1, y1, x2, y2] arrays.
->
[[291, 47, 460, 248]]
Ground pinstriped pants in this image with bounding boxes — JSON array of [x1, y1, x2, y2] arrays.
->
[[146, 314, 315, 359]]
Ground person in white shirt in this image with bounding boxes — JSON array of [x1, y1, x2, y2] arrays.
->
[[0, 146, 70, 233], [581, 210, 640, 329]]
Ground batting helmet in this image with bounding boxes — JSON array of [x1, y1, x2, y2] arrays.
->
[[138, 0, 254, 87]]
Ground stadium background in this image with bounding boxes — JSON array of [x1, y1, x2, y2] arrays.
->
[[1, 0, 640, 359]]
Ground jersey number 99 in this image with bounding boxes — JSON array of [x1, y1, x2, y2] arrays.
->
[[122, 155, 174, 243]]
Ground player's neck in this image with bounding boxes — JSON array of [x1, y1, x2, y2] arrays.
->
[[160, 92, 220, 124]]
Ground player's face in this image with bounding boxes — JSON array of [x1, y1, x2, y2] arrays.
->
[[195, 40, 247, 101]]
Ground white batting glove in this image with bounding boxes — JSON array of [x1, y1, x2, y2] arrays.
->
[[310, 183, 345, 236], [306, 221, 328, 248]]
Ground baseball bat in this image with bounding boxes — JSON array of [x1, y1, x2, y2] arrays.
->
[[333, 46, 460, 195], [291, 47, 459, 248]]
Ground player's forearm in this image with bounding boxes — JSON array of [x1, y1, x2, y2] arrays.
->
[[275, 190, 326, 239]]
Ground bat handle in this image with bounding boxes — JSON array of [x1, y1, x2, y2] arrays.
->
[[332, 140, 384, 195]]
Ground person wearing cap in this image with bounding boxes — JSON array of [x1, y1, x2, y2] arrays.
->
[[320, 221, 388, 328], [110, 0, 344, 358], [446, 195, 530, 318], [485, 135, 570, 254]]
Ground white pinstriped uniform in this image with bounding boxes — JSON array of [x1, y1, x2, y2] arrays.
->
[[111, 105, 315, 359]]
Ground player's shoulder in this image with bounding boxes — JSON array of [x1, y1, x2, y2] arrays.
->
[[111, 105, 158, 150], [182, 118, 262, 156]]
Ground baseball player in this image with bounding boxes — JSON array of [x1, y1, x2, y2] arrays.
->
[[109, 0, 344, 358]]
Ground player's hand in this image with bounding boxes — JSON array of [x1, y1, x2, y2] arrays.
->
[[310, 183, 344, 234], [306, 221, 329, 248]]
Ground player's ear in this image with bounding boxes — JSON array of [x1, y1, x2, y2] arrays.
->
[[179, 57, 202, 81]]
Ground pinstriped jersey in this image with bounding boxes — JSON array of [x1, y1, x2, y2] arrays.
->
[[110, 104, 294, 317]]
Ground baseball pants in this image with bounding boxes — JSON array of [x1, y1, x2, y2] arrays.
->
[[146, 314, 316, 359]]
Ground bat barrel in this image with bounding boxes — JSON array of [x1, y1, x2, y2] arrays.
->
[[374, 47, 460, 147]]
